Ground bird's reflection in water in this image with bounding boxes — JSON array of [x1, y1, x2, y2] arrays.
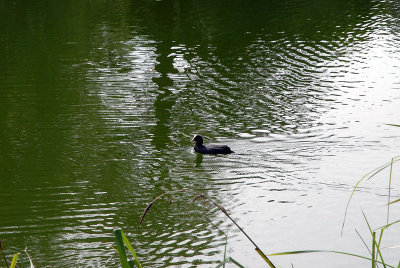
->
[[195, 153, 203, 167]]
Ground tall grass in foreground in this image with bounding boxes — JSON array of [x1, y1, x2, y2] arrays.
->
[[339, 154, 400, 267], [266, 155, 400, 267], [113, 229, 142, 268], [138, 151, 400, 266], [0, 239, 34, 268], [139, 190, 276, 268]]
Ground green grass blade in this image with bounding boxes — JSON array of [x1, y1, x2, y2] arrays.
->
[[342, 155, 400, 235], [355, 228, 371, 254], [215, 258, 230, 268], [229, 257, 246, 268], [192, 194, 276, 268], [114, 229, 130, 268], [387, 158, 394, 226], [267, 250, 395, 268], [342, 163, 388, 235], [0, 240, 9, 268], [377, 229, 387, 268], [255, 247, 276, 267], [376, 219, 400, 231], [361, 211, 373, 235], [121, 230, 142, 268], [372, 232, 376, 268], [128, 260, 135, 268], [222, 229, 228, 268], [386, 124, 400, 127], [388, 198, 400, 205], [10, 254, 18, 268], [215, 257, 245, 268], [362, 212, 387, 268]]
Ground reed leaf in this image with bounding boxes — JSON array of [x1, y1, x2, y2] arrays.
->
[[361, 211, 386, 267], [387, 158, 394, 226], [222, 228, 228, 268], [121, 230, 142, 268], [192, 194, 276, 268], [215, 257, 245, 268], [377, 229, 385, 261], [341, 155, 400, 235], [0, 240, 9, 268], [114, 229, 130, 268], [140, 189, 185, 225], [388, 198, 400, 205], [355, 228, 371, 254], [372, 232, 376, 268], [267, 250, 395, 267], [229, 257, 246, 268], [376, 219, 400, 231], [377, 229, 387, 268], [10, 254, 18, 268], [215, 257, 232, 268]]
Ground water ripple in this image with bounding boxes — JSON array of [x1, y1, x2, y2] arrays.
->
[[2, 0, 400, 267]]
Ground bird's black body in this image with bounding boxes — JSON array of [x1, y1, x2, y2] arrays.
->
[[190, 135, 233, 154]]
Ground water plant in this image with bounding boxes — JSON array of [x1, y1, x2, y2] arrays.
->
[[340, 155, 400, 267], [140, 190, 276, 268], [339, 123, 400, 266], [113, 229, 142, 268], [266, 154, 400, 267], [0, 240, 34, 268]]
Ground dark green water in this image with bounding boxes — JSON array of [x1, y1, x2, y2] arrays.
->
[[1, 0, 400, 267]]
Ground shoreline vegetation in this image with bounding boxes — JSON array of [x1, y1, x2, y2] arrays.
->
[[2, 153, 399, 267], [136, 154, 400, 267]]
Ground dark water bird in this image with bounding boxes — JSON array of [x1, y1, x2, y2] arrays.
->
[[190, 135, 234, 154]]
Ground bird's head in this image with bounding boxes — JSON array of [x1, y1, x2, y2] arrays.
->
[[190, 134, 203, 145]]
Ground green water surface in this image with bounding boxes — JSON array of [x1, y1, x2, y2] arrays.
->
[[1, 0, 400, 267]]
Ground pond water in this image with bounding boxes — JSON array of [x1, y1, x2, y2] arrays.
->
[[1, 0, 400, 267]]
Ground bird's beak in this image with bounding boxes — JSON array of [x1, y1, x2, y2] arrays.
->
[[190, 137, 194, 142]]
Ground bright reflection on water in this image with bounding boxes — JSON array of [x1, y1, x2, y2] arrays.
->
[[1, 0, 400, 267]]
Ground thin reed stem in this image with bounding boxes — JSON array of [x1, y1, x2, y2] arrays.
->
[[387, 158, 394, 226], [372, 232, 376, 268], [193, 195, 276, 268], [0, 240, 10, 268]]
